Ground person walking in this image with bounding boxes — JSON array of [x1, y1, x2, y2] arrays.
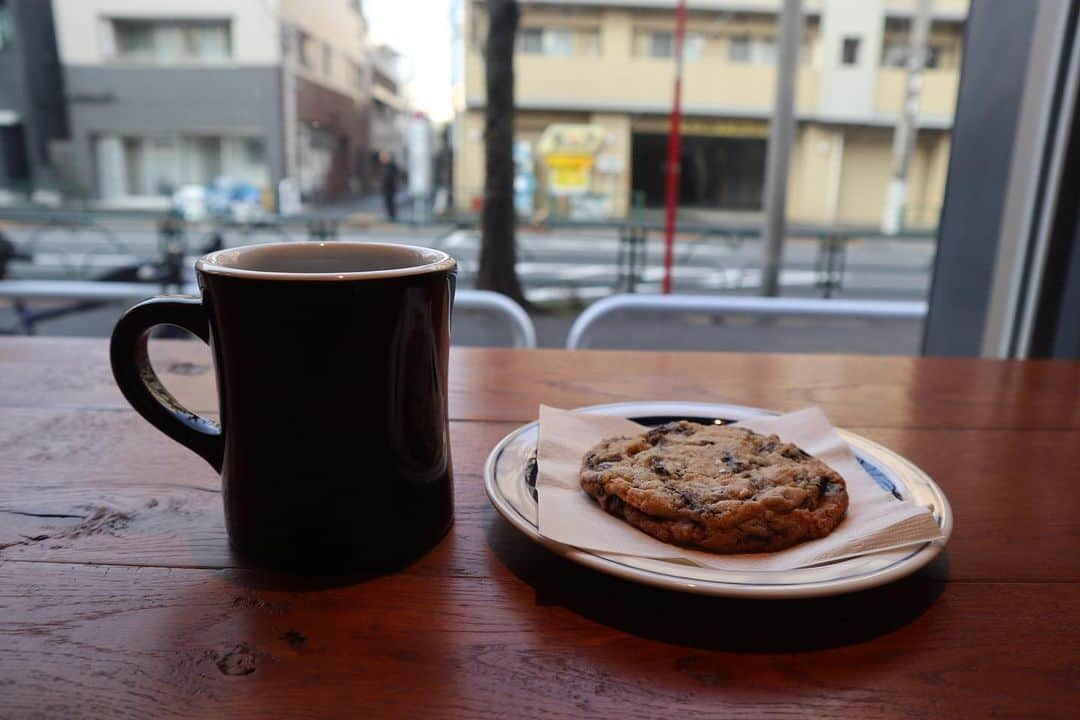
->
[[379, 151, 399, 222]]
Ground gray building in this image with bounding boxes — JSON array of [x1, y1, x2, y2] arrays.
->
[[64, 64, 285, 203], [52, 0, 372, 207], [0, 0, 68, 198]]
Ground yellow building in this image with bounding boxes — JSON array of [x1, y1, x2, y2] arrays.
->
[[453, 0, 968, 228]]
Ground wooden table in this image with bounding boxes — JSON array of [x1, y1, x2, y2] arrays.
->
[[2, 338, 1078, 718]]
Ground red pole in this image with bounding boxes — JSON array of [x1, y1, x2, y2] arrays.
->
[[662, 0, 688, 295]]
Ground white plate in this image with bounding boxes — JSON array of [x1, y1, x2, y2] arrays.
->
[[483, 401, 953, 599]]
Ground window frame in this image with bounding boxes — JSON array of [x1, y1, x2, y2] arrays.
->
[[107, 18, 232, 63]]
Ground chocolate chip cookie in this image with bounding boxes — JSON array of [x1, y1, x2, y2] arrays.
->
[[580, 421, 848, 553]]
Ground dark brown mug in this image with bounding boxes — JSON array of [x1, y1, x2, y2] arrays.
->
[[110, 241, 457, 571]]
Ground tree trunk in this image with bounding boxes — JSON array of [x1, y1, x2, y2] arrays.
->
[[477, 0, 528, 304]]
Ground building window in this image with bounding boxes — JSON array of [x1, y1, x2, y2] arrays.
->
[[841, 36, 861, 65], [349, 59, 366, 90], [684, 33, 705, 62], [323, 42, 332, 77], [0, 1, 13, 52], [520, 27, 573, 57], [727, 35, 751, 63], [373, 67, 398, 96], [110, 19, 231, 62], [881, 41, 943, 69], [882, 40, 907, 67], [113, 22, 152, 58], [650, 31, 674, 58], [757, 37, 777, 65], [280, 23, 292, 57], [544, 28, 572, 56], [521, 28, 543, 54], [244, 137, 265, 165], [884, 16, 964, 68], [297, 31, 313, 68], [582, 29, 601, 56], [99, 134, 269, 198], [884, 17, 910, 34], [926, 45, 943, 69]]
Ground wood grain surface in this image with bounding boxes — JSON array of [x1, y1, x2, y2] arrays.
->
[[2, 561, 1076, 719], [1, 338, 1078, 718], [3, 337, 1079, 428]]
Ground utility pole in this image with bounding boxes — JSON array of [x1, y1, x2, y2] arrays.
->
[[882, 0, 932, 234], [760, 0, 802, 297], [661, 0, 688, 295]]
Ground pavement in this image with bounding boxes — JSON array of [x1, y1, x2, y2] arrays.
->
[[0, 213, 932, 354]]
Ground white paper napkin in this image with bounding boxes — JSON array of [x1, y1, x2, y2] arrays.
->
[[537, 405, 944, 571]]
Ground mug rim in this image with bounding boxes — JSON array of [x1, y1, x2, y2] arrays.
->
[[195, 241, 456, 281]]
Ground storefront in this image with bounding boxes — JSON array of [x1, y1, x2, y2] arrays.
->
[[630, 116, 769, 210]]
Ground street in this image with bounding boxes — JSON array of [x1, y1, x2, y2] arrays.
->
[[1, 220, 932, 353]]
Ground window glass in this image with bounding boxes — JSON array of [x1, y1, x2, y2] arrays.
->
[[841, 36, 860, 65], [242, 137, 266, 168], [520, 28, 574, 57], [757, 37, 777, 65], [727, 35, 751, 63], [190, 23, 229, 60], [521, 27, 543, 54], [544, 29, 572, 57], [101, 134, 269, 196], [0, 1, 12, 51], [925, 44, 942, 69], [297, 31, 313, 68], [111, 20, 231, 62], [881, 41, 942, 69], [882, 40, 908, 67], [0, 0, 979, 359], [684, 33, 705, 62], [650, 31, 674, 58], [113, 21, 153, 58]]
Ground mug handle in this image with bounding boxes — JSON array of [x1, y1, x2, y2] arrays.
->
[[110, 295, 224, 472]]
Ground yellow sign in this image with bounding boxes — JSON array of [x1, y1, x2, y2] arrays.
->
[[546, 153, 594, 195], [537, 124, 608, 156]]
